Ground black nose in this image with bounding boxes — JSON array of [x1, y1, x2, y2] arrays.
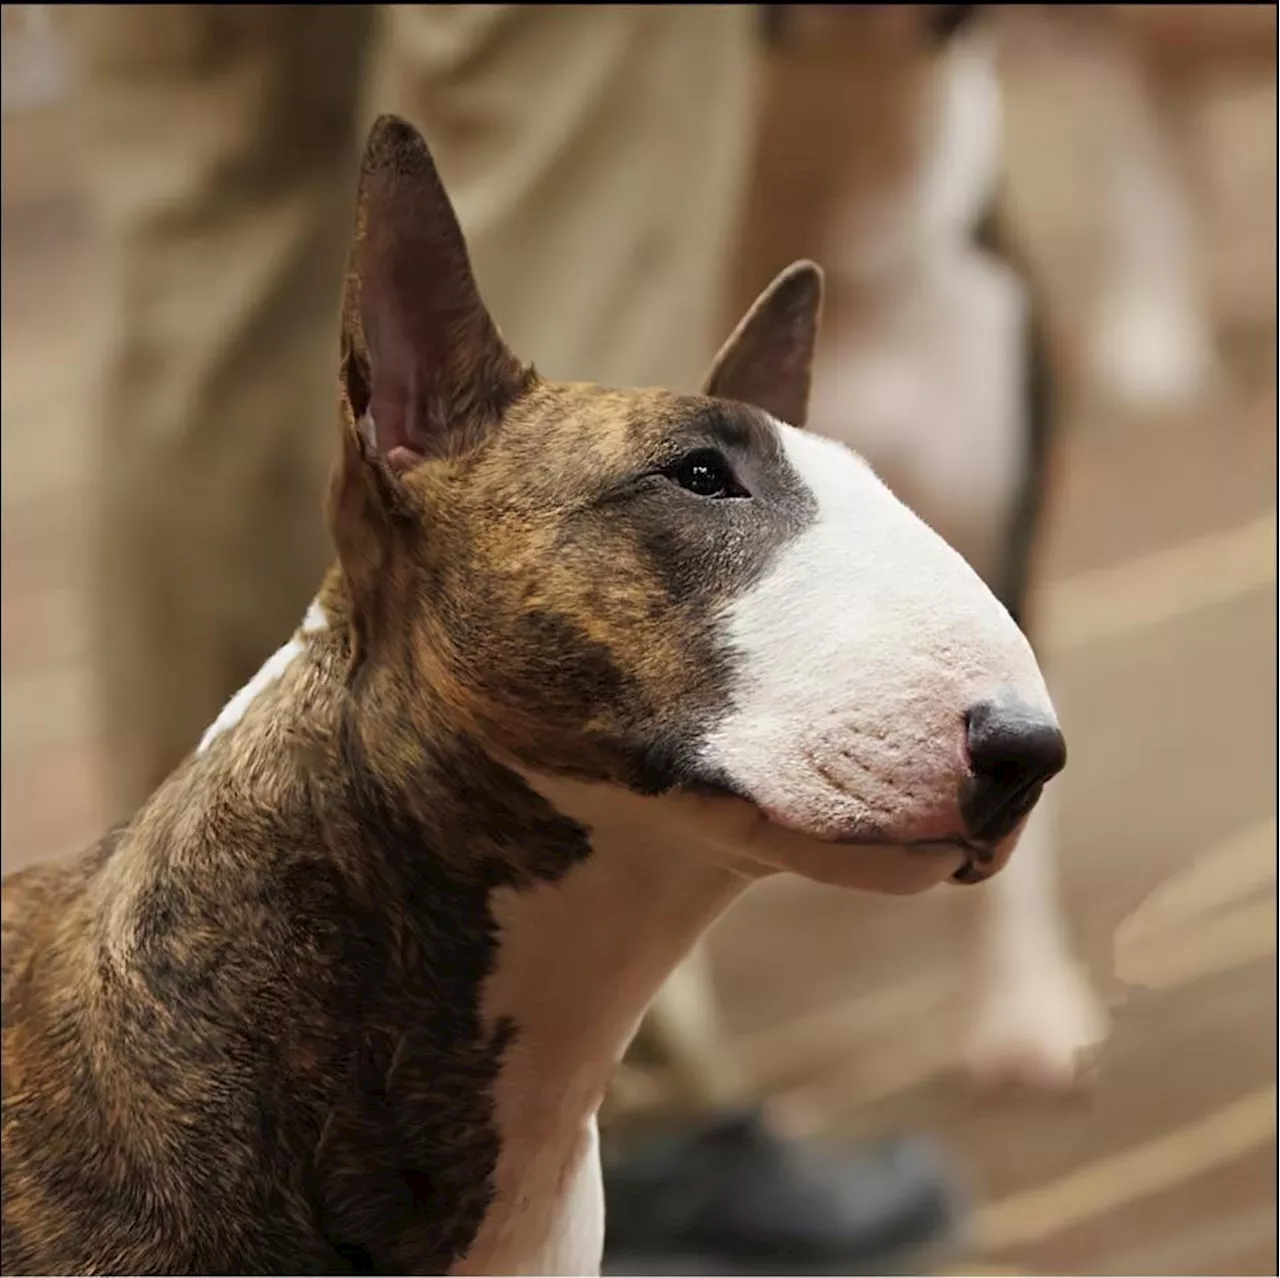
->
[[961, 699, 1067, 844]]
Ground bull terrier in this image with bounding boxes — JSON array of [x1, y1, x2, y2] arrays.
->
[[1, 115, 1065, 1276]]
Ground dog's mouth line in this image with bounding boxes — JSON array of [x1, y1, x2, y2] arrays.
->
[[839, 833, 995, 884], [684, 781, 994, 883]]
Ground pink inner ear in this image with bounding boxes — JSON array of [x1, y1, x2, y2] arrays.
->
[[385, 445, 423, 473]]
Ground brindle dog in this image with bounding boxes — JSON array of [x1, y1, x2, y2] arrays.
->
[[2, 116, 1065, 1276]]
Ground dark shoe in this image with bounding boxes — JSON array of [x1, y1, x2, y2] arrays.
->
[[602, 1109, 964, 1275]]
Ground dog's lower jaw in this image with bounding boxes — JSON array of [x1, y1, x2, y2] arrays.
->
[[753, 830, 969, 896], [680, 781, 991, 895]]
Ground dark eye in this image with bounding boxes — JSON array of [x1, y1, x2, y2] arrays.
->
[[668, 449, 745, 499]]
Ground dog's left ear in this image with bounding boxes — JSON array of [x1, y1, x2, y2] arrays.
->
[[702, 261, 824, 429], [330, 115, 532, 636], [338, 114, 530, 469]]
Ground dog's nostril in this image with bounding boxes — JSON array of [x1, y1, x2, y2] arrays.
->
[[961, 699, 1067, 842], [965, 699, 1067, 786]]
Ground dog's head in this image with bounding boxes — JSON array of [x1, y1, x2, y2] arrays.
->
[[330, 116, 1063, 896]]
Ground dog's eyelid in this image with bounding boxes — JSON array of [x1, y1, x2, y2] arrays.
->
[[691, 403, 764, 455]]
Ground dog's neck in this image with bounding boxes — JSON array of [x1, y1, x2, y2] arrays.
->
[[478, 772, 748, 1120], [151, 582, 751, 1272], [458, 773, 750, 1273]]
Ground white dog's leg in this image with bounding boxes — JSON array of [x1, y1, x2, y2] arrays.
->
[[963, 784, 1109, 1090], [1082, 39, 1216, 414]]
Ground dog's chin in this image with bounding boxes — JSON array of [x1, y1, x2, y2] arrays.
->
[[751, 826, 972, 895], [680, 784, 978, 896]]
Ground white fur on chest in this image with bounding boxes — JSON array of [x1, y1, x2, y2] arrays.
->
[[525, 1121, 604, 1277], [453, 866, 619, 1278], [456, 1119, 604, 1277], [455, 778, 747, 1276]]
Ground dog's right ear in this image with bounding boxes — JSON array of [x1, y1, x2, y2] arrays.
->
[[703, 261, 824, 429], [330, 116, 531, 614]]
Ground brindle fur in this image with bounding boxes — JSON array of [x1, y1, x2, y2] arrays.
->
[[2, 117, 824, 1274]]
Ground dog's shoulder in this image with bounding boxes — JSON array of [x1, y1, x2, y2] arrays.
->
[[2, 830, 119, 1002], [0, 792, 353, 1273]]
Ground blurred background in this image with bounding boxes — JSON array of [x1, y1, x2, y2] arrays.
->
[[2, 5, 1276, 1275]]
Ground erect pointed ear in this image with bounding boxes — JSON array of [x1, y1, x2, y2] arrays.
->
[[331, 116, 532, 643], [338, 114, 532, 472], [702, 261, 824, 429]]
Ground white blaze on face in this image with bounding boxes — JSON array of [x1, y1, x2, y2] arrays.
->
[[702, 423, 1054, 844]]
